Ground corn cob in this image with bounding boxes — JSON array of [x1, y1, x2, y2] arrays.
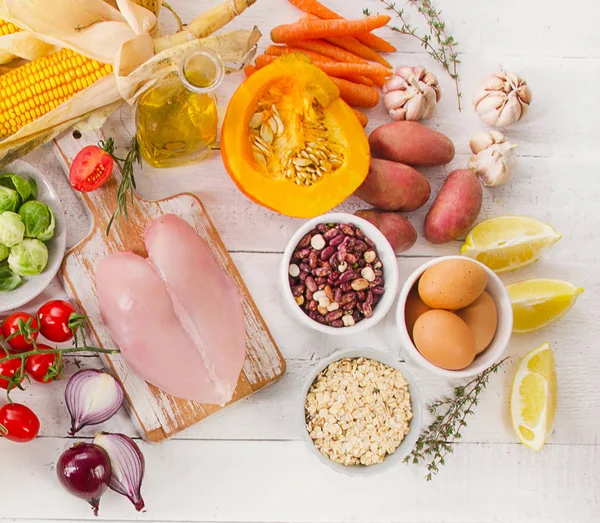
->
[[0, 19, 22, 36], [0, 48, 113, 138]]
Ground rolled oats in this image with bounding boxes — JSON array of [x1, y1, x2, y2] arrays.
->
[[305, 357, 412, 467]]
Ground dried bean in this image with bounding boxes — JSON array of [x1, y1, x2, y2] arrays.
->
[[356, 290, 367, 302], [326, 310, 343, 322], [308, 299, 318, 312], [316, 223, 330, 233], [309, 311, 318, 320], [299, 271, 308, 282], [372, 295, 381, 306], [374, 269, 383, 277], [297, 233, 312, 249], [373, 277, 384, 287], [356, 301, 363, 314], [327, 272, 340, 285], [355, 227, 364, 240], [372, 286, 385, 295], [324, 285, 334, 301], [358, 259, 367, 268], [328, 252, 339, 267], [339, 224, 355, 237], [364, 236, 376, 248], [342, 299, 357, 311], [306, 290, 314, 301], [316, 278, 327, 286], [323, 227, 341, 240], [366, 291, 374, 306], [307, 250, 317, 269], [306, 276, 317, 292], [329, 234, 345, 247], [337, 270, 356, 285], [346, 238, 356, 251], [352, 310, 362, 322], [354, 241, 367, 255], [333, 288, 343, 304], [320, 245, 336, 261], [330, 320, 344, 328], [313, 266, 331, 277], [340, 282, 353, 292], [292, 284, 304, 297], [363, 302, 373, 318], [300, 262, 311, 273], [316, 314, 327, 324], [317, 283, 326, 290], [345, 253, 358, 265], [341, 292, 356, 305]]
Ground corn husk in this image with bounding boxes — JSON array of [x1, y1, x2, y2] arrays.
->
[[0, 0, 259, 167]]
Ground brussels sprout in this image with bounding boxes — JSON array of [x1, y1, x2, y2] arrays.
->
[[0, 186, 20, 213], [0, 243, 8, 262], [0, 174, 34, 203], [28, 178, 38, 199], [8, 238, 48, 276], [18, 200, 55, 241], [0, 264, 21, 292], [0, 211, 25, 247]]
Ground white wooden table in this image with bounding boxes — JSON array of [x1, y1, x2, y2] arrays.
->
[[1, 0, 598, 521]]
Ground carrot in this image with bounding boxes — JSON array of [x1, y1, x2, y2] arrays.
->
[[350, 106, 369, 127], [288, 0, 396, 52], [329, 76, 380, 108], [270, 15, 391, 43], [255, 54, 390, 79], [244, 64, 258, 76], [266, 44, 334, 63], [326, 36, 392, 68], [287, 38, 367, 64]]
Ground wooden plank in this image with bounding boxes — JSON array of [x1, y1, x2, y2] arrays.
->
[[52, 130, 285, 442], [0, 437, 597, 522]]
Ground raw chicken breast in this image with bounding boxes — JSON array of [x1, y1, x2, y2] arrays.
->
[[96, 216, 246, 405], [145, 215, 246, 401]]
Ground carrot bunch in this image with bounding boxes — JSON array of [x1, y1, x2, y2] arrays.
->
[[244, 0, 397, 127]]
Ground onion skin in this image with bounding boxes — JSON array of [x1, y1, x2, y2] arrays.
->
[[93, 432, 146, 512], [65, 369, 124, 435], [57, 442, 111, 516]]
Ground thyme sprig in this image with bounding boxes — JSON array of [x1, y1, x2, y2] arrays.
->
[[405, 357, 509, 480], [366, 0, 462, 110], [99, 136, 142, 236]]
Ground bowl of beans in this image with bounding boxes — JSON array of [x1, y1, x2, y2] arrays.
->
[[280, 213, 399, 334]]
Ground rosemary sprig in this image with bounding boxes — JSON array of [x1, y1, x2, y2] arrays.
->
[[99, 136, 142, 236], [405, 357, 509, 480], [366, 0, 462, 110]]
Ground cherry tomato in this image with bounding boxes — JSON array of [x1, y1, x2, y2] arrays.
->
[[0, 350, 23, 390], [1, 312, 39, 353], [25, 345, 61, 383], [37, 300, 77, 343], [0, 403, 40, 442], [69, 145, 114, 192]]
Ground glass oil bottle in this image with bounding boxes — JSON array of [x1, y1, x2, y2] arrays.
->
[[135, 48, 225, 168]]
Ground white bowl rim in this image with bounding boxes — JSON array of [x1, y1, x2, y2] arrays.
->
[[395, 255, 513, 378], [280, 213, 399, 336], [299, 347, 423, 477]]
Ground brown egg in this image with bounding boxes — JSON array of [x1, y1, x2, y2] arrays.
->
[[456, 291, 498, 354], [418, 259, 487, 310], [404, 285, 431, 339], [413, 310, 476, 370]]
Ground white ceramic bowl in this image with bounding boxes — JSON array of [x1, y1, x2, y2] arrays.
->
[[280, 213, 399, 335], [300, 347, 422, 476], [1, 160, 67, 313], [396, 255, 513, 378]]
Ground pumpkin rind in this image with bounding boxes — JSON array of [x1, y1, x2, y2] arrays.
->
[[221, 55, 370, 218]]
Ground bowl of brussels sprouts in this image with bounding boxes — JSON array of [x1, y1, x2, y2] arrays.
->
[[0, 160, 66, 312]]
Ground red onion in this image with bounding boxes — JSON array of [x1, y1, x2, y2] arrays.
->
[[65, 369, 124, 435], [57, 442, 112, 516], [93, 432, 146, 512]]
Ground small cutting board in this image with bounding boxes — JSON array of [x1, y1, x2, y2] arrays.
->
[[52, 129, 286, 443]]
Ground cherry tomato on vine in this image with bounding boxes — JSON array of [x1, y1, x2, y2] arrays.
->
[[1, 312, 39, 353], [0, 350, 24, 390], [0, 403, 40, 442], [69, 145, 113, 192], [25, 345, 62, 383], [37, 300, 78, 343]]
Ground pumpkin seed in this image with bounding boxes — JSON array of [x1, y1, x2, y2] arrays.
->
[[249, 112, 263, 129], [293, 158, 312, 167], [260, 124, 274, 144], [266, 117, 279, 136], [253, 152, 267, 167]]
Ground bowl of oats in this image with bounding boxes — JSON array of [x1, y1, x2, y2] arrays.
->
[[301, 348, 422, 476]]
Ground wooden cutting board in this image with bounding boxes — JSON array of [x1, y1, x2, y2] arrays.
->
[[52, 129, 286, 443]]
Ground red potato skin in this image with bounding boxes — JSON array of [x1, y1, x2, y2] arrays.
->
[[355, 210, 417, 253], [355, 158, 431, 212], [424, 169, 483, 244], [369, 121, 455, 167]]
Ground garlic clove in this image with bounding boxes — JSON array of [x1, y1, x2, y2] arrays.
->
[[383, 75, 408, 93], [468, 131, 517, 187], [383, 65, 441, 122], [384, 89, 413, 111]]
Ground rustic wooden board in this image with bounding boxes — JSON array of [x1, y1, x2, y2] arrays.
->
[[52, 129, 286, 443]]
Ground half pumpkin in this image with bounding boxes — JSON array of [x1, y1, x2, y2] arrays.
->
[[221, 54, 370, 218]]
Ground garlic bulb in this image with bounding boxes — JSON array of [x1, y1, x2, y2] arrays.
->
[[473, 71, 532, 127], [383, 66, 441, 121], [468, 131, 517, 186]]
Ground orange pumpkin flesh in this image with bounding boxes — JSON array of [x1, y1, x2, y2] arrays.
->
[[221, 55, 370, 218]]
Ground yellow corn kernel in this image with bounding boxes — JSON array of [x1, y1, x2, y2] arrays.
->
[[0, 48, 113, 138], [0, 19, 21, 36]]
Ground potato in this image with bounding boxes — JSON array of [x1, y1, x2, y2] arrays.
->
[[424, 169, 483, 244], [355, 210, 417, 253], [355, 158, 431, 212], [369, 121, 455, 167]]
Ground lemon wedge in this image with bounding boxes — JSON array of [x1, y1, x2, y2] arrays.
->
[[461, 216, 561, 273], [507, 279, 583, 333], [510, 342, 557, 451]]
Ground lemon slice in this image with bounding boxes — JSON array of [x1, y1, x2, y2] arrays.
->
[[510, 342, 557, 451], [461, 216, 561, 273], [507, 279, 584, 333]]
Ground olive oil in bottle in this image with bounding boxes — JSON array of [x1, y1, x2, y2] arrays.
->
[[136, 48, 224, 168]]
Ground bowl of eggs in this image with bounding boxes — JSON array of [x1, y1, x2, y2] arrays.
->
[[396, 256, 513, 378]]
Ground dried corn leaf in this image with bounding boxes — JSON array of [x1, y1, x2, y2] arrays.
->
[[3, 0, 155, 63], [0, 31, 57, 64]]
